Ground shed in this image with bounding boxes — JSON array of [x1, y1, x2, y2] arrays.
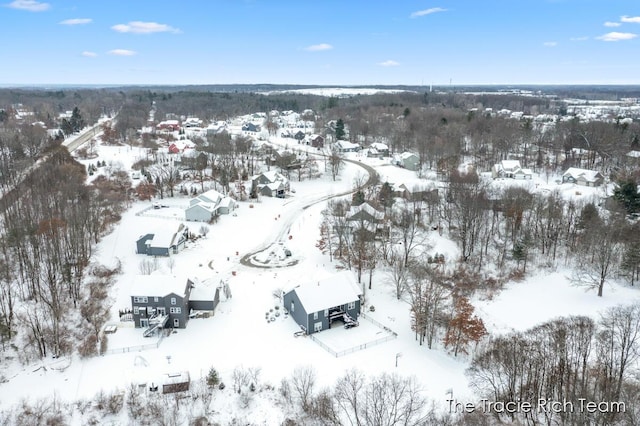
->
[[161, 371, 190, 394]]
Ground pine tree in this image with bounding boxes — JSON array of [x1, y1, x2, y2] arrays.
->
[[70, 107, 85, 133], [613, 179, 640, 214], [335, 118, 346, 140]]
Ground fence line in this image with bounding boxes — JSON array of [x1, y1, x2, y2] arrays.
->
[[360, 312, 398, 337], [101, 331, 165, 356], [309, 315, 398, 358]]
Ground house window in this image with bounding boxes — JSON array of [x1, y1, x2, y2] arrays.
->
[[324, 309, 328, 317], [157, 307, 166, 315], [348, 301, 356, 310], [133, 306, 139, 315], [170, 307, 182, 314], [314, 322, 322, 332], [154, 297, 159, 302], [313, 312, 318, 320], [171, 297, 177, 305], [290, 302, 294, 313], [133, 296, 148, 303]]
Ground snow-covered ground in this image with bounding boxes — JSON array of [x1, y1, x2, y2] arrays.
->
[[0, 131, 638, 424]]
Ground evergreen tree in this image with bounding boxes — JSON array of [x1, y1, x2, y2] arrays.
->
[[70, 107, 85, 133], [613, 179, 640, 214], [335, 118, 346, 140], [61, 118, 74, 136]]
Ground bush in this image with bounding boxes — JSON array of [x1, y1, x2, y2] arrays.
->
[[99, 335, 108, 355], [78, 335, 98, 358]]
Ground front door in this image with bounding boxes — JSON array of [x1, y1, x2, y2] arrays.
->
[[140, 319, 149, 328], [173, 318, 180, 328]]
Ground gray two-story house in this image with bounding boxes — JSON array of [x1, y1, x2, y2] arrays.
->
[[130, 275, 221, 335], [283, 271, 362, 335], [130, 275, 193, 330]]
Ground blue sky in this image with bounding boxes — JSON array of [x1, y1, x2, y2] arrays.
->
[[1, 0, 639, 86]]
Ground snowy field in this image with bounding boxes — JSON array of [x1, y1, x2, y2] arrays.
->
[[0, 133, 638, 424]]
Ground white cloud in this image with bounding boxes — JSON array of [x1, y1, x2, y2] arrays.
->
[[5, 0, 50, 11], [621, 15, 640, 23], [60, 18, 92, 25], [410, 7, 446, 18], [111, 21, 180, 34], [378, 60, 399, 67], [108, 49, 136, 56], [543, 41, 558, 47], [604, 21, 621, 27], [304, 43, 333, 52], [570, 36, 589, 41], [596, 32, 638, 41], [81, 51, 97, 57]]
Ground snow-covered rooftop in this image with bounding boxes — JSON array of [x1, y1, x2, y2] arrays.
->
[[129, 274, 190, 297], [288, 271, 363, 313]]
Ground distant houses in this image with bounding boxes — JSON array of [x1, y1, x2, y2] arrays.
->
[[136, 224, 189, 256], [283, 271, 362, 335], [562, 167, 604, 187]]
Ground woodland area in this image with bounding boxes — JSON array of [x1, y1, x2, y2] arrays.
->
[[0, 86, 640, 424]]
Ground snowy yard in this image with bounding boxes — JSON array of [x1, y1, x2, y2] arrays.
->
[[0, 134, 639, 424]]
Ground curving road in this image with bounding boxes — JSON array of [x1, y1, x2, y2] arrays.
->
[[239, 158, 377, 268]]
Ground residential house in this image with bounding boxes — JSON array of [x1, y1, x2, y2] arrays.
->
[[136, 224, 189, 257], [206, 121, 227, 136], [309, 134, 324, 148], [394, 182, 438, 202], [183, 117, 203, 128], [283, 271, 362, 335], [626, 150, 640, 166], [168, 139, 195, 154], [185, 189, 236, 221], [562, 167, 604, 187], [130, 276, 220, 332], [334, 140, 361, 153], [130, 275, 193, 330], [395, 152, 420, 171], [367, 142, 389, 157], [157, 120, 181, 132], [251, 170, 289, 198], [242, 123, 260, 134], [492, 160, 532, 179], [346, 202, 388, 239]]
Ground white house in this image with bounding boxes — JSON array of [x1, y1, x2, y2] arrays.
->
[[333, 140, 360, 152], [561, 168, 604, 187], [492, 160, 532, 179], [185, 189, 236, 222]]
